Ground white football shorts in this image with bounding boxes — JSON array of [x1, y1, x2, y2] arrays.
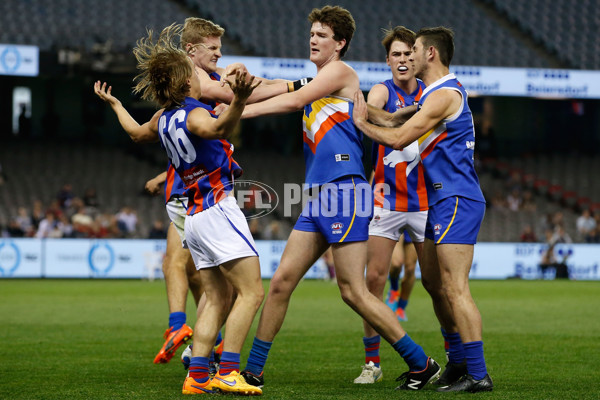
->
[[165, 196, 188, 246], [368, 206, 427, 242], [184, 196, 258, 270]]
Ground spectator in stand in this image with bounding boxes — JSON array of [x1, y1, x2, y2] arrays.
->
[[35, 212, 57, 238], [6, 218, 26, 237], [551, 225, 572, 244], [520, 190, 537, 213], [576, 209, 596, 242], [83, 187, 100, 209], [519, 224, 537, 242], [490, 190, 508, 211], [57, 183, 75, 209], [148, 219, 168, 239], [15, 207, 34, 236], [504, 170, 522, 194], [116, 206, 138, 237], [262, 220, 287, 240], [31, 200, 45, 229], [506, 188, 522, 212], [72, 202, 95, 237], [539, 212, 554, 238]]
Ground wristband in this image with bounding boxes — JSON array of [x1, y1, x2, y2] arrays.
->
[[288, 77, 313, 92]]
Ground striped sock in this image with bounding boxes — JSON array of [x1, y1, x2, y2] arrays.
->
[[245, 337, 272, 376], [363, 335, 381, 367], [168, 311, 186, 331], [464, 341, 487, 380], [219, 352, 240, 376], [392, 334, 428, 371], [189, 357, 210, 383]]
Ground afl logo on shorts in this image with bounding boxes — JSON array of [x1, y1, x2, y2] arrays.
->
[[331, 222, 344, 234], [434, 224, 442, 235]]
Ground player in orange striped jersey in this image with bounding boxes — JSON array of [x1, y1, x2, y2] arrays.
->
[[354, 26, 429, 385]]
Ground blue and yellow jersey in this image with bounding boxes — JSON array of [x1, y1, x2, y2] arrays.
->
[[302, 96, 366, 186], [417, 74, 485, 206], [371, 79, 428, 212], [158, 97, 242, 215]]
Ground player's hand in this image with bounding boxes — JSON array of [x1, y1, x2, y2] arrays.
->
[[221, 63, 249, 87], [225, 71, 261, 101], [213, 103, 229, 116], [391, 104, 417, 124], [144, 177, 163, 195], [352, 90, 368, 127], [94, 81, 121, 108]]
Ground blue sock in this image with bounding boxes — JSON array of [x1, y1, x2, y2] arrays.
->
[[442, 329, 465, 364], [464, 341, 487, 380], [397, 298, 408, 309], [363, 335, 381, 367], [189, 356, 210, 383], [392, 334, 428, 371], [245, 337, 272, 375], [219, 351, 240, 375], [169, 311, 186, 331], [389, 275, 399, 291]]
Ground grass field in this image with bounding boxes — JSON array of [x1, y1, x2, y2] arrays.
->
[[1, 278, 599, 399]]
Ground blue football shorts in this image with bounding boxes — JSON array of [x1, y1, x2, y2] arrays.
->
[[425, 196, 485, 244], [294, 176, 373, 244]]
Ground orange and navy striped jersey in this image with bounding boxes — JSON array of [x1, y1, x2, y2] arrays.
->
[[302, 96, 365, 185], [417, 74, 484, 206], [157, 97, 242, 215], [371, 79, 428, 211], [204, 71, 221, 109], [163, 161, 186, 204]]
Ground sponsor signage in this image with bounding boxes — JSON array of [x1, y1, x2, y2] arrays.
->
[[0, 44, 39, 76], [220, 56, 600, 99], [1, 240, 598, 280]]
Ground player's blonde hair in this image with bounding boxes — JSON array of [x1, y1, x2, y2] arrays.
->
[[133, 23, 193, 109], [181, 17, 225, 47], [381, 26, 416, 56], [308, 5, 355, 58]]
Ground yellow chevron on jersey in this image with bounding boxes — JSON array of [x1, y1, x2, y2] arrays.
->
[[418, 122, 447, 160], [302, 97, 350, 143]]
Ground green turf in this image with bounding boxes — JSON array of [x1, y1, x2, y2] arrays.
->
[[0, 279, 599, 399]]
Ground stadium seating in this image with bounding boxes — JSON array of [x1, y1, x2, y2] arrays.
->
[[0, 0, 580, 68], [484, 0, 600, 70]]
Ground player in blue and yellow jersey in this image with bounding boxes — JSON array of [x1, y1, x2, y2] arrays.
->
[[354, 26, 430, 385], [353, 27, 493, 393], [237, 7, 440, 391], [94, 23, 264, 395]]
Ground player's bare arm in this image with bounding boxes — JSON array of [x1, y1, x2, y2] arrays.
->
[[353, 88, 460, 150], [197, 63, 288, 105], [187, 71, 260, 139], [145, 171, 167, 195], [93, 81, 161, 143], [241, 61, 355, 119]]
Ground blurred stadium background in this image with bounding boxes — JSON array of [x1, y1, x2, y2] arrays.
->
[[0, 0, 599, 273]]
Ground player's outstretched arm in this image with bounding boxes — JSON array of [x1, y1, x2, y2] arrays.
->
[[93, 81, 160, 143], [241, 61, 350, 119], [187, 71, 260, 140], [353, 89, 460, 150], [145, 171, 167, 195]]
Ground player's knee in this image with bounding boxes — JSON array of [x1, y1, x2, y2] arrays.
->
[[365, 267, 387, 291]]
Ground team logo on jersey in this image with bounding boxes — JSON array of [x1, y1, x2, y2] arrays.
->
[[395, 98, 405, 109], [434, 224, 442, 235], [331, 222, 344, 234]]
